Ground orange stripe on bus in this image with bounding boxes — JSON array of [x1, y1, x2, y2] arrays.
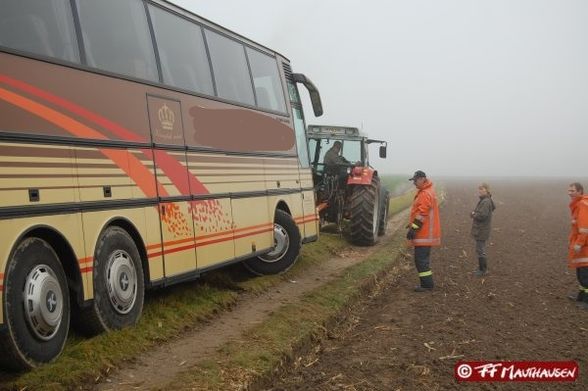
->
[[78, 257, 93, 265], [0, 87, 167, 198], [80, 267, 93, 274], [147, 227, 274, 259], [228, 222, 273, 236], [145, 215, 314, 254], [145, 237, 193, 251], [102, 149, 164, 198], [145, 222, 274, 251], [0, 75, 206, 197], [196, 227, 273, 249], [232, 227, 274, 241]]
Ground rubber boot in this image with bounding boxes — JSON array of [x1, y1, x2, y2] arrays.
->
[[415, 274, 434, 292], [474, 257, 487, 277], [568, 292, 581, 301], [576, 290, 588, 309]]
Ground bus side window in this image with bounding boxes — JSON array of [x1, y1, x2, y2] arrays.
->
[[255, 86, 272, 110], [148, 4, 214, 96], [246, 48, 287, 113], [205, 30, 256, 106], [76, 0, 158, 82], [0, 0, 80, 63]]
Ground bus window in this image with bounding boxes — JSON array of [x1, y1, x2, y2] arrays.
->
[[246, 48, 287, 113], [204, 30, 255, 106], [148, 5, 214, 96], [293, 108, 310, 168], [76, 0, 158, 82], [0, 0, 79, 63]]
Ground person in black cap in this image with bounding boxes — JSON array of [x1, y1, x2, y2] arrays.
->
[[407, 170, 441, 291]]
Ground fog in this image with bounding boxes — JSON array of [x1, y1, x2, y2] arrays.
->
[[172, 0, 588, 178]]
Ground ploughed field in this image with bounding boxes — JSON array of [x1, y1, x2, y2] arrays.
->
[[267, 179, 588, 391]]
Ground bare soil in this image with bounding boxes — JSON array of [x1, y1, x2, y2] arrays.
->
[[267, 180, 588, 391], [94, 210, 409, 390]]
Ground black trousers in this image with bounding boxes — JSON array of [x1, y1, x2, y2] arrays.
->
[[577, 267, 588, 302], [414, 246, 434, 288], [475, 240, 486, 258]]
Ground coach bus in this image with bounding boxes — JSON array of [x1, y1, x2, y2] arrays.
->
[[0, 0, 323, 370]]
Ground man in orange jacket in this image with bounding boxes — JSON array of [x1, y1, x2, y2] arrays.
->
[[567, 182, 588, 309], [407, 170, 441, 292]]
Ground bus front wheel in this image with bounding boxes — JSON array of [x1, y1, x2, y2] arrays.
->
[[243, 210, 301, 275], [0, 238, 70, 370], [78, 227, 144, 335]]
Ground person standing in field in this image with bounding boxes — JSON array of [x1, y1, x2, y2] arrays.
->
[[470, 183, 496, 276], [567, 182, 588, 309], [406, 170, 441, 292]]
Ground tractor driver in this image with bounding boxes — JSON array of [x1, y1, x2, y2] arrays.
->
[[323, 141, 350, 176]]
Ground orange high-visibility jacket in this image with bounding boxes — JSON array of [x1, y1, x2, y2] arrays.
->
[[568, 195, 588, 268], [408, 180, 441, 247]]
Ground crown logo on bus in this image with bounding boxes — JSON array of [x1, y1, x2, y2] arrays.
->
[[158, 104, 175, 131]]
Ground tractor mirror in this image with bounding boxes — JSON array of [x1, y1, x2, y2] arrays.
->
[[379, 145, 387, 159]]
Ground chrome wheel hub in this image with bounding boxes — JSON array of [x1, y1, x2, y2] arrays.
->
[[259, 224, 290, 263], [24, 265, 63, 341], [105, 250, 137, 315]]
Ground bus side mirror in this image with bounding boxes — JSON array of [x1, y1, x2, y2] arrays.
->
[[292, 73, 323, 117], [379, 145, 387, 159]]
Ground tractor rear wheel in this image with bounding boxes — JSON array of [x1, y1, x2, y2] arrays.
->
[[348, 176, 381, 246]]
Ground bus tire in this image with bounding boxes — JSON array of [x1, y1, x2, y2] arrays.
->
[[78, 227, 144, 336], [0, 238, 70, 370], [243, 210, 301, 275]]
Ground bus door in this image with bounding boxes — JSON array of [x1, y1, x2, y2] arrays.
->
[[147, 96, 197, 277], [288, 82, 317, 238]]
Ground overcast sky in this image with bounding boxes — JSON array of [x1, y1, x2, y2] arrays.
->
[[172, 0, 587, 178]]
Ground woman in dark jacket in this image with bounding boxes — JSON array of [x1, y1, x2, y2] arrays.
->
[[470, 183, 496, 276]]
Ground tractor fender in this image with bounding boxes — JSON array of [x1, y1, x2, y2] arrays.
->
[[347, 167, 376, 186]]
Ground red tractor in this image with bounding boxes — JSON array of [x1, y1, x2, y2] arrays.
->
[[306, 125, 389, 246]]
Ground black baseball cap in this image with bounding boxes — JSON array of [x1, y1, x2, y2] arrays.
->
[[409, 170, 427, 181]]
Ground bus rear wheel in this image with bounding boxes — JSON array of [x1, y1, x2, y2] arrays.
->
[[0, 238, 70, 371], [78, 227, 144, 335], [244, 210, 301, 275]]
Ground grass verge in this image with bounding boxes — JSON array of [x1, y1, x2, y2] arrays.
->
[[1, 193, 412, 390], [1, 239, 348, 391], [163, 228, 409, 390]]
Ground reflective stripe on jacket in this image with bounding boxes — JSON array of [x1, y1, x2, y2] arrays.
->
[[568, 195, 588, 268], [408, 180, 441, 247]]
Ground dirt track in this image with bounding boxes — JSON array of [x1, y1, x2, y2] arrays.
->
[[267, 179, 588, 390], [93, 210, 409, 390]]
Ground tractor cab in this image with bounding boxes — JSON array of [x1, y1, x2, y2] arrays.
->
[[305, 125, 389, 245], [306, 125, 387, 185]]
